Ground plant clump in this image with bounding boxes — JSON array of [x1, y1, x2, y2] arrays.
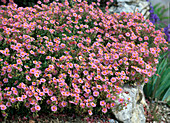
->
[[0, 0, 168, 120]]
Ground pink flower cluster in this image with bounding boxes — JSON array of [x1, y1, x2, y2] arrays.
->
[[0, 0, 168, 118]]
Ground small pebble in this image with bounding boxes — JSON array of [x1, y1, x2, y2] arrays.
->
[[109, 119, 116, 123]]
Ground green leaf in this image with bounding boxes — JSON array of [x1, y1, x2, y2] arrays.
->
[[153, 3, 161, 11], [160, 16, 170, 21], [155, 5, 164, 16], [155, 72, 170, 99], [162, 87, 170, 101], [161, 8, 169, 16]]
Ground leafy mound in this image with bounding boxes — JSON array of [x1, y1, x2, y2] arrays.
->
[[0, 0, 168, 119]]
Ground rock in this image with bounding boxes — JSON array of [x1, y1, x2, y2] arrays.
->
[[109, 119, 119, 123], [29, 120, 35, 123], [117, 0, 140, 2], [110, 84, 147, 123], [109, 0, 150, 19]]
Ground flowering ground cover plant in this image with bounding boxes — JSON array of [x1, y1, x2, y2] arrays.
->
[[0, 0, 168, 120]]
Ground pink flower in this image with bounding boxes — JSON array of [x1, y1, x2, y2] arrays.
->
[[93, 91, 99, 97], [35, 105, 41, 111], [125, 32, 130, 37], [61, 101, 67, 107], [17, 97, 23, 101], [144, 78, 149, 83], [40, 78, 46, 83], [74, 74, 80, 78], [118, 98, 124, 103], [85, 88, 91, 94], [110, 102, 115, 107], [3, 78, 8, 83], [84, 93, 89, 98], [88, 96, 94, 101], [144, 36, 149, 40], [112, 96, 116, 101], [51, 105, 57, 112], [138, 37, 143, 41], [113, 53, 119, 59], [105, 33, 110, 37], [0, 104, 7, 110], [6, 102, 11, 107], [110, 77, 116, 83], [46, 100, 51, 105], [100, 100, 106, 106], [80, 103, 85, 108], [90, 102, 96, 107], [86, 75, 92, 80], [102, 108, 107, 113], [7, 67, 12, 73], [48, 90, 53, 96], [83, 70, 89, 75], [31, 107, 36, 112], [74, 88, 80, 93], [25, 102, 30, 108], [26, 75, 31, 81], [88, 110, 93, 115], [78, 78, 83, 83], [50, 96, 57, 101]]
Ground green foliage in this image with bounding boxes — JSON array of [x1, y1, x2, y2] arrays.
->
[[143, 2, 170, 107], [153, 3, 169, 22], [144, 51, 170, 105]]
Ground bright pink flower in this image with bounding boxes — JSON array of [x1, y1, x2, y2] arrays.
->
[[144, 78, 149, 83], [35, 105, 41, 111], [102, 108, 107, 113], [86, 75, 92, 80], [78, 78, 83, 83], [93, 91, 99, 97], [40, 78, 46, 83], [25, 102, 30, 108], [88, 110, 93, 115], [31, 107, 36, 112], [3, 78, 8, 83], [6, 102, 11, 107], [17, 97, 23, 101], [113, 53, 119, 59], [48, 90, 53, 96], [0, 104, 7, 110], [125, 32, 130, 37], [110, 77, 116, 83], [61, 101, 67, 107], [90, 102, 96, 107], [118, 98, 124, 103], [83, 70, 89, 75], [26, 75, 31, 81], [50, 96, 57, 101], [100, 100, 106, 106], [46, 100, 51, 105], [80, 103, 85, 108], [51, 105, 57, 112], [144, 36, 149, 40], [39, 92, 45, 96], [110, 102, 115, 107], [88, 96, 94, 101]]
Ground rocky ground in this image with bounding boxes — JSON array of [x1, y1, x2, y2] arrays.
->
[[144, 101, 170, 123], [1, 101, 169, 123]]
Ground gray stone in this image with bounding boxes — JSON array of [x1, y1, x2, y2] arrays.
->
[[109, 0, 150, 19], [110, 84, 147, 123], [109, 119, 117, 123], [117, 0, 140, 2]]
